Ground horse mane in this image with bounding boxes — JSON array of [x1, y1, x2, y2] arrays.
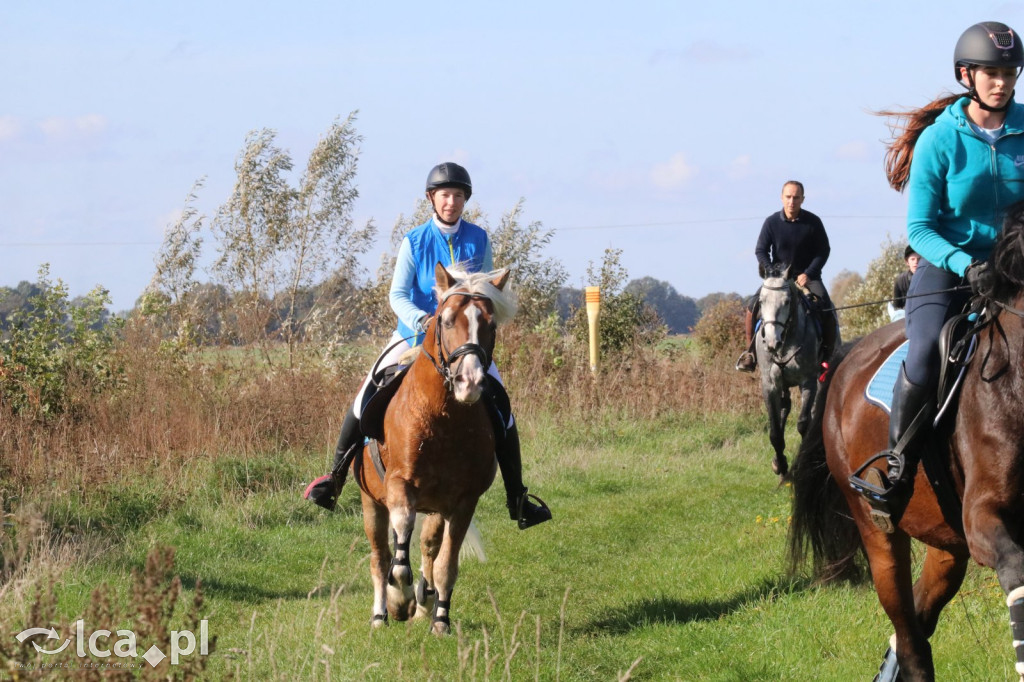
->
[[990, 201, 1024, 302], [435, 265, 518, 326]]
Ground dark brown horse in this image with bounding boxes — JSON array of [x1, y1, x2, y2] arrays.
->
[[353, 263, 516, 635], [788, 206, 1024, 681]]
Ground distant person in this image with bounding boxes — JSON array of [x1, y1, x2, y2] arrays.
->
[[735, 180, 838, 372], [303, 162, 551, 530], [849, 21, 1024, 532], [888, 245, 920, 321]]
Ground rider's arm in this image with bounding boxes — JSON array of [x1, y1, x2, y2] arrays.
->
[[389, 237, 432, 333], [803, 218, 830, 280], [754, 219, 774, 270]]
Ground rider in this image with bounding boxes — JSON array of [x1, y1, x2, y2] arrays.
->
[[735, 180, 838, 372], [851, 21, 1024, 532], [889, 245, 920, 321], [304, 162, 552, 530]]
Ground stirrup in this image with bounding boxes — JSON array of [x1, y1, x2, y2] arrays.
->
[[848, 452, 908, 534], [511, 488, 551, 530], [735, 351, 756, 373]]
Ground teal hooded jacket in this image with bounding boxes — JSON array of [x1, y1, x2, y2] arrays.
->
[[907, 96, 1024, 276]]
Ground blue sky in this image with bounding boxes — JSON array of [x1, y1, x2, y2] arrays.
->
[[2, 1, 1022, 312]]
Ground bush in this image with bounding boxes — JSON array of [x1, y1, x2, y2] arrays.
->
[[691, 298, 746, 357]]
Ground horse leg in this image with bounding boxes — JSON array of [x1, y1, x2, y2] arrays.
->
[[386, 484, 417, 621], [795, 379, 817, 440], [415, 513, 444, 620], [862, 529, 936, 681], [963, 507, 1024, 676], [429, 507, 475, 636], [763, 384, 788, 477], [360, 491, 391, 627]]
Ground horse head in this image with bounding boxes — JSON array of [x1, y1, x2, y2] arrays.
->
[[758, 263, 796, 354], [427, 262, 516, 404]]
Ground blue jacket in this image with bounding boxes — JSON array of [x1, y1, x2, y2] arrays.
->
[[389, 218, 493, 344], [907, 97, 1024, 276]]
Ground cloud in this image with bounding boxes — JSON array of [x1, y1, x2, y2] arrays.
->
[[0, 116, 21, 141], [37, 115, 109, 141], [835, 140, 868, 161], [651, 153, 697, 189]]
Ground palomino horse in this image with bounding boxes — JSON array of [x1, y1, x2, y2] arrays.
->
[[788, 205, 1024, 681], [352, 263, 515, 635], [755, 263, 825, 479]]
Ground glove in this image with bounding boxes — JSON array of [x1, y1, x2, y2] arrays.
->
[[965, 260, 994, 296]]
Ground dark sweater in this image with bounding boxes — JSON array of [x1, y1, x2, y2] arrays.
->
[[754, 209, 830, 280]]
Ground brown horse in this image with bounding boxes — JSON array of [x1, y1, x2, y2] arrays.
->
[[352, 263, 515, 635], [788, 206, 1024, 681]]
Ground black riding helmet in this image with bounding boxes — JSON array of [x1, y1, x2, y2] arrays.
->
[[954, 22, 1024, 111], [425, 162, 472, 200]]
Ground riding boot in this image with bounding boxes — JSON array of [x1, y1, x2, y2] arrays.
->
[[850, 363, 932, 532], [496, 423, 552, 530], [735, 305, 758, 373], [304, 406, 362, 511], [819, 312, 837, 366]]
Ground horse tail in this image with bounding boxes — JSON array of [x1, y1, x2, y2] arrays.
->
[[459, 518, 487, 562], [787, 344, 866, 584]]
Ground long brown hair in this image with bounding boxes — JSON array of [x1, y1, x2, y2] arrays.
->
[[877, 93, 962, 192]]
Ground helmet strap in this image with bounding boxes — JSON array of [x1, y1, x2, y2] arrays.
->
[[964, 68, 1014, 113]]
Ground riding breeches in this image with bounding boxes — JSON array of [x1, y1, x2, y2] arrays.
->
[[903, 260, 971, 387]]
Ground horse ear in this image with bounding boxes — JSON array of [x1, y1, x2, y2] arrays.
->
[[435, 262, 456, 290], [782, 264, 792, 280], [758, 263, 767, 279], [490, 269, 511, 291]]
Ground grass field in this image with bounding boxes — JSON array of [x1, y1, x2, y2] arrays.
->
[[1, 410, 1018, 680]]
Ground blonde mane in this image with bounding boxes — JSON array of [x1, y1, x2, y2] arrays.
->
[[434, 265, 518, 326]]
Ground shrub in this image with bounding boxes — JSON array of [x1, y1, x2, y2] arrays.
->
[[691, 298, 746, 357]]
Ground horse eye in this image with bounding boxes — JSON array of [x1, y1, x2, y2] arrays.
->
[[443, 319, 455, 329]]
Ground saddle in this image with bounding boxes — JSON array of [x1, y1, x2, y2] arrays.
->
[[357, 364, 513, 482]]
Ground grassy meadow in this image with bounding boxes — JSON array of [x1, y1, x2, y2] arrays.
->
[[0, 339, 1019, 680]]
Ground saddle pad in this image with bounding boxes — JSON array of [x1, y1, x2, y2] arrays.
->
[[864, 340, 909, 414]]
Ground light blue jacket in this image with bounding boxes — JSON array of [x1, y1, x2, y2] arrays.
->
[[389, 218, 493, 344], [907, 97, 1024, 276]]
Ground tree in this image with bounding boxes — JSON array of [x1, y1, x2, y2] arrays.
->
[[211, 114, 376, 364], [487, 200, 568, 330], [839, 237, 907, 339], [624, 277, 699, 334], [696, 292, 743, 316]]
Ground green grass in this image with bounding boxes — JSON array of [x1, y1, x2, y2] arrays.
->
[[2, 412, 1019, 680]]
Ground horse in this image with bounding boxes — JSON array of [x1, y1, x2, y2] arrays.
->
[[788, 204, 1024, 681], [352, 263, 516, 635], [755, 262, 826, 479]]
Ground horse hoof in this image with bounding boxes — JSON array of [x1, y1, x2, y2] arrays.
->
[[371, 614, 388, 629], [772, 455, 788, 477], [431, 620, 451, 636]]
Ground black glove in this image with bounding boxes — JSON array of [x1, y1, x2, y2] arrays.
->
[[965, 260, 994, 296]]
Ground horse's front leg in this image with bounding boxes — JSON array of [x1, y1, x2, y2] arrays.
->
[[360, 491, 391, 627], [415, 513, 444, 620], [429, 505, 475, 636], [386, 479, 417, 621], [762, 375, 788, 477], [963, 501, 1024, 677]]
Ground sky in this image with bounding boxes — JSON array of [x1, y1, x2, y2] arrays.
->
[[2, 1, 1023, 313]]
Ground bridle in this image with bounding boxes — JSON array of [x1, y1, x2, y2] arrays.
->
[[760, 280, 806, 365], [421, 289, 494, 392]]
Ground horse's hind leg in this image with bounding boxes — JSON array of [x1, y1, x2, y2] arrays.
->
[[414, 513, 444, 620], [764, 386, 789, 477], [863, 530, 937, 681], [360, 492, 391, 627], [796, 379, 817, 439]]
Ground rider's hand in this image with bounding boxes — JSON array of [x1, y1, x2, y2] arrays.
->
[[795, 273, 809, 287], [965, 260, 994, 296]]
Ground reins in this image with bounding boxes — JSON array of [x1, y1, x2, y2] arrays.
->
[[420, 289, 494, 392]]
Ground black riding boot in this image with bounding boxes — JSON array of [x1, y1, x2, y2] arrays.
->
[[850, 363, 932, 533], [819, 312, 838, 365], [304, 406, 362, 511], [496, 423, 552, 530]]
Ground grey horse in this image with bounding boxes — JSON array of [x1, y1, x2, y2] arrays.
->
[[755, 262, 828, 479]]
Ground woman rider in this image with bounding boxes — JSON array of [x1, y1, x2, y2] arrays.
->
[[850, 22, 1024, 532], [304, 162, 552, 530]]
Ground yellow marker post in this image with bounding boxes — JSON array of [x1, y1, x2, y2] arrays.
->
[[585, 286, 600, 373]]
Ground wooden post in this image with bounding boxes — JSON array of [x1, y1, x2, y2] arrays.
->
[[585, 286, 600, 373]]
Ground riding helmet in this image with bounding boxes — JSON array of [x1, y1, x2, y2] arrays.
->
[[425, 162, 472, 200], [953, 21, 1024, 81]]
